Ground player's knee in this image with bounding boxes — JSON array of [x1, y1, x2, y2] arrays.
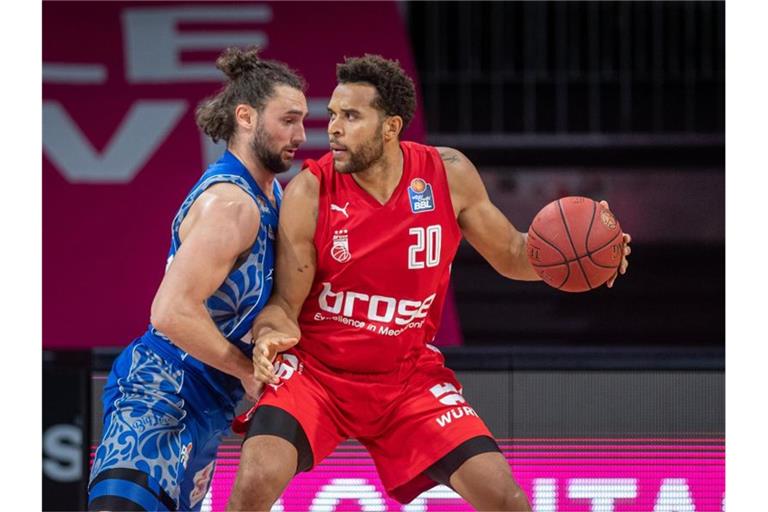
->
[[229, 463, 287, 509], [494, 481, 531, 511], [475, 466, 530, 511]]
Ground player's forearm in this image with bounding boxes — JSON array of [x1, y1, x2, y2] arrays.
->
[[151, 302, 252, 381], [252, 301, 301, 340], [502, 232, 542, 281]]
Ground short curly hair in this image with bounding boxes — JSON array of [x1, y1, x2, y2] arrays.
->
[[336, 54, 416, 134]]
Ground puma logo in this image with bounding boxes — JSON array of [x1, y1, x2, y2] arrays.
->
[[330, 202, 350, 218]]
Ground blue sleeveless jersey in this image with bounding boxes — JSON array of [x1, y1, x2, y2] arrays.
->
[[141, 150, 281, 406]]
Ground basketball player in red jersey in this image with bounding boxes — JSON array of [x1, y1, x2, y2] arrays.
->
[[227, 55, 631, 511]]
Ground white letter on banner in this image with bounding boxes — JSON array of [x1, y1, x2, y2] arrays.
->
[[43, 100, 186, 183], [532, 478, 557, 512], [43, 424, 82, 482], [309, 478, 385, 512], [269, 498, 284, 512], [402, 485, 463, 512], [568, 478, 637, 512], [122, 6, 272, 83], [653, 478, 695, 512]]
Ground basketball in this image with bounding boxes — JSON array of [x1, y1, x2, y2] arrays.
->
[[527, 196, 624, 292]]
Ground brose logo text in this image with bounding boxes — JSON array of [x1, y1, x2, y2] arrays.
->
[[318, 282, 436, 326]]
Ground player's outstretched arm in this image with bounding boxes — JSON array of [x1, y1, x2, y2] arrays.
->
[[150, 183, 263, 397], [440, 146, 541, 282], [251, 169, 319, 383]]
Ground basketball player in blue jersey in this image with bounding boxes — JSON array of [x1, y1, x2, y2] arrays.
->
[[87, 47, 309, 511]]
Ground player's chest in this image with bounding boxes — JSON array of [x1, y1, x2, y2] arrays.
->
[[316, 194, 457, 274]]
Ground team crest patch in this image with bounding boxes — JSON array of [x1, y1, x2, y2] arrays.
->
[[408, 178, 435, 213], [331, 229, 351, 263]]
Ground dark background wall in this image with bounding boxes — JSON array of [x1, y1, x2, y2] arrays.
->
[[405, 1, 725, 348]]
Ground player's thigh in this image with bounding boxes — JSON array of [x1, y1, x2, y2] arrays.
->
[[448, 450, 516, 493], [89, 342, 191, 510], [241, 352, 346, 474], [363, 371, 497, 501], [448, 451, 530, 511], [177, 422, 229, 512], [234, 432, 300, 498]]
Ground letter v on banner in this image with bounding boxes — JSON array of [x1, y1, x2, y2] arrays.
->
[[43, 100, 186, 183]]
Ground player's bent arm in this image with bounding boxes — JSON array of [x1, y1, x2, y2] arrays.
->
[[251, 169, 319, 343], [150, 184, 260, 382], [440, 147, 541, 281]]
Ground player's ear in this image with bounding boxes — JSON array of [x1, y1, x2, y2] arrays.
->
[[383, 115, 403, 142], [234, 104, 256, 130]]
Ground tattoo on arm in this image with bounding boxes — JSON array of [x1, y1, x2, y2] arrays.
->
[[439, 150, 460, 165]]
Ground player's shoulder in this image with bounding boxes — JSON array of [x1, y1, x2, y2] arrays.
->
[[433, 146, 470, 167], [283, 168, 320, 203], [192, 182, 261, 230], [197, 181, 260, 214], [302, 151, 334, 177], [433, 146, 478, 184]]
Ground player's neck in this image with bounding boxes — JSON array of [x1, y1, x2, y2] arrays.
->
[[227, 144, 276, 201], [351, 144, 404, 205]]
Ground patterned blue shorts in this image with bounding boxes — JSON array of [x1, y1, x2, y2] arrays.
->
[[88, 339, 234, 511]]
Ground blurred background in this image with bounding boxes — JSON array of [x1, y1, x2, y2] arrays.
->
[[43, 1, 724, 510]]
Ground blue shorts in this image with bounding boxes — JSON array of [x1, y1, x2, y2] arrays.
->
[[88, 339, 235, 511]]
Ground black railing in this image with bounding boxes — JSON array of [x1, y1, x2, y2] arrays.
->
[[407, 1, 725, 141]]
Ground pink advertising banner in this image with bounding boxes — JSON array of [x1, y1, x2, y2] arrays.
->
[[43, 2, 461, 348], [91, 438, 726, 511]]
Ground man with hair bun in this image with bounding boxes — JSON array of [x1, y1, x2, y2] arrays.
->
[[229, 54, 630, 511], [88, 47, 308, 511]]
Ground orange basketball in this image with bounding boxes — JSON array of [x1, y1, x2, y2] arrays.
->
[[527, 196, 624, 292]]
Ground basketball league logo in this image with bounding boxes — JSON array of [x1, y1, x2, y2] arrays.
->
[[331, 229, 351, 263], [600, 208, 618, 230], [408, 178, 435, 213]]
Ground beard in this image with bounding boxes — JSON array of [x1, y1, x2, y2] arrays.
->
[[251, 121, 293, 174], [335, 127, 385, 175]]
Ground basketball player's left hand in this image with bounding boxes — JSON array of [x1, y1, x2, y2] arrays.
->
[[252, 331, 299, 384], [599, 200, 631, 288], [240, 375, 264, 402]]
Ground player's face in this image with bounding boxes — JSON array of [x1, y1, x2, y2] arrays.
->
[[252, 85, 308, 174], [327, 83, 386, 174]]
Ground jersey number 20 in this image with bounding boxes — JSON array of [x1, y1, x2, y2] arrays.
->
[[408, 225, 441, 269]]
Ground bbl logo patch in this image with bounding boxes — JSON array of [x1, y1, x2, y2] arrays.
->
[[408, 178, 435, 213]]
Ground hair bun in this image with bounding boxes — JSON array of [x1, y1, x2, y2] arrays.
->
[[216, 47, 262, 80]]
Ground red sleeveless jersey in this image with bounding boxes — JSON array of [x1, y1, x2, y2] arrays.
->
[[299, 141, 461, 377]]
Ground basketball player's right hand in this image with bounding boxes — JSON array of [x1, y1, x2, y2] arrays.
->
[[252, 331, 299, 384]]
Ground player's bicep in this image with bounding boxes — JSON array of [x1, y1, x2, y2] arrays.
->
[[441, 146, 526, 276], [271, 170, 319, 318], [155, 202, 259, 308]]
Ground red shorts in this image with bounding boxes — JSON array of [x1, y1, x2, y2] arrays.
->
[[234, 345, 494, 503]]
